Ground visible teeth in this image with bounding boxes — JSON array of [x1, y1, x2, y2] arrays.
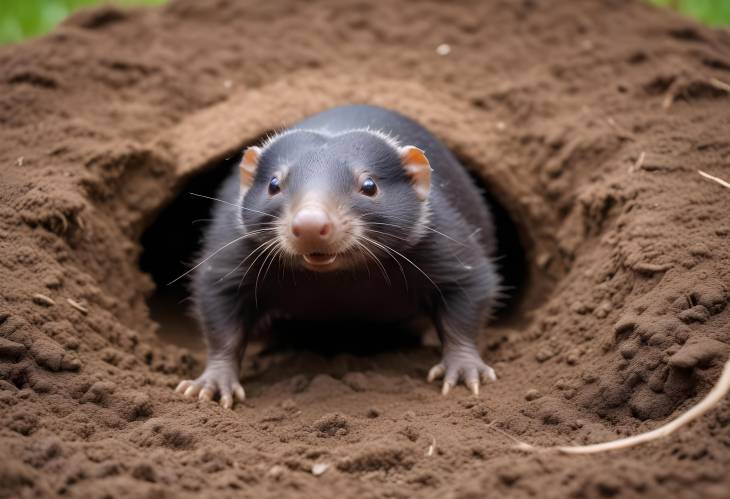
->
[[303, 253, 337, 266]]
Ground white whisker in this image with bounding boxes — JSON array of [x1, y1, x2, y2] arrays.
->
[[168, 232, 253, 285], [364, 227, 410, 243], [255, 240, 283, 306], [190, 192, 280, 220], [361, 212, 466, 246], [355, 240, 391, 286], [360, 235, 443, 300], [216, 229, 279, 282], [239, 238, 279, 291], [360, 235, 407, 289]]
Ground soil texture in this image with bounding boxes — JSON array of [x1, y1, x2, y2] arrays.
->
[[1, 0, 729, 498]]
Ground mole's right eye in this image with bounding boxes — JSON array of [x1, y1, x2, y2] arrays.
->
[[360, 177, 378, 197], [268, 176, 281, 195]]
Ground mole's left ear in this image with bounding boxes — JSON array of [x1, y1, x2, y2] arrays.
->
[[400, 146, 431, 201], [239, 146, 261, 193]]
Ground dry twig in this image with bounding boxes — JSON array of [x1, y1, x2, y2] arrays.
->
[[630, 151, 645, 173], [32, 293, 56, 306], [67, 298, 88, 314], [426, 436, 437, 456]]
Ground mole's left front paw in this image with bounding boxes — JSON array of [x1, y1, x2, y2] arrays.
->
[[427, 349, 497, 396]]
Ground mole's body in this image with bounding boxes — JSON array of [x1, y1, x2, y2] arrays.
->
[[176, 105, 502, 408]]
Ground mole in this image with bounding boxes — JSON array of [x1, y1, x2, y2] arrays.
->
[[175, 104, 503, 409]]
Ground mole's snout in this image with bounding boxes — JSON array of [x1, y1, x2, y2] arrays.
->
[[291, 205, 333, 243]]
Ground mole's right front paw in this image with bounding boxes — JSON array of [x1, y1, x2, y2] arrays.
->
[[175, 364, 245, 409]]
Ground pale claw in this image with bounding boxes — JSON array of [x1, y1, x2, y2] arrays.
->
[[199, 387, 214, 401], [427, 364, 445, 383], [233, 384, 246, 402], [221, 394, 233, 409], [441, 382, 452, 396], [184, 384, 202, 398], [175, 380, 192, 394], [481, 365, 497, 383], [469, 381, 480, 396]]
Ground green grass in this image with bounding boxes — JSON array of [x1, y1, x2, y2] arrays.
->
[[0, 0, 728, 46], [0, 0, 166, 45], [650, 0, 730, 26]]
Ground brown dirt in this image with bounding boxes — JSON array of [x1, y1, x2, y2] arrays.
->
[[1, 0, 730, 497]]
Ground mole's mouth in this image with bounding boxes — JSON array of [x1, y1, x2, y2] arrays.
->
[[303, 252, 337, 266]]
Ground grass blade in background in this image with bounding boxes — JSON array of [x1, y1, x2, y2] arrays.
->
[[0, 0, 166, 45], [650, 0, 730, 26]]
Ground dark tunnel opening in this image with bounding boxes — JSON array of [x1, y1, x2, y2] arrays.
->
[[139, 152, 529, 355], [467, 172, 529, 322], [139, 152, 243, 350]]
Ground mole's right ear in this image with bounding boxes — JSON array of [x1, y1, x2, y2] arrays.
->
[[239, 146, 261, 192]]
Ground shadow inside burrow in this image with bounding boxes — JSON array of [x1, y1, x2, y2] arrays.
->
[[139, 142, 529, 356], [139, 151, 244, 351]]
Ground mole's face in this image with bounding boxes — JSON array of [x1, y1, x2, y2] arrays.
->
[[238, 130, 431, 272]]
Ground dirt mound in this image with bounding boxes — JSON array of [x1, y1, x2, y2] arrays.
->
[[1, 0, 729, 497]]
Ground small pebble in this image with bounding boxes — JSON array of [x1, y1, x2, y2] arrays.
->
[[312, 463, 330, 476], [525, 389, 542, 401], [536, 348, 554, 363], [570, 302, 591, 315], [594, 301, 612, 318], [566, 351, 579, 365], [267, 465, 286, 479]]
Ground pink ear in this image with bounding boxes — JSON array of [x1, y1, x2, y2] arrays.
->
[[400, 146, 431, 201], [240, 146, 261, 191]]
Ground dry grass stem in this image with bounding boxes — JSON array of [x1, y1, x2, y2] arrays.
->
[[67, 298, 88, 314], [489, 359, 730, 455], [698, 170, 730, 189]]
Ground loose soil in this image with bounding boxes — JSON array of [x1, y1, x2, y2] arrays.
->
[[1, 0, 729, 498]]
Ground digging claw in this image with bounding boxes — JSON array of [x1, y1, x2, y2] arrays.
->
[[175, 380, 192, 393], [481, 365, 497, 383], [442, 382, 452, 395], [184, 384, 202, 398], [233, 385, 246, 402], [199, 387, 214, 401], [428, 364, 445, 383], [221, 394, 233, 409]]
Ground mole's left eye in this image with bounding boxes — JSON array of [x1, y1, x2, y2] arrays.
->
[[360, 177, 377, 197], [268, 176, 281, 195]]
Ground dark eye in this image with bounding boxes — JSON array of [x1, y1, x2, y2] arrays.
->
[[360, 177, 377, 197], [268, 176, 281, 195]]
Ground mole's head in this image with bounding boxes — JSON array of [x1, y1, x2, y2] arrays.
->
[[237, 129, 431, 272]]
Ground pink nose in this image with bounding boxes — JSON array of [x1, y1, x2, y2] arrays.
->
[[291, 206, 333, 242]]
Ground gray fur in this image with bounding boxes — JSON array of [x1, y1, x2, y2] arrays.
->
[[183, 105, 501, 404]]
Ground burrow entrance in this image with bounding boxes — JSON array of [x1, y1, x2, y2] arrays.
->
[[140, 146, 531, 355]]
